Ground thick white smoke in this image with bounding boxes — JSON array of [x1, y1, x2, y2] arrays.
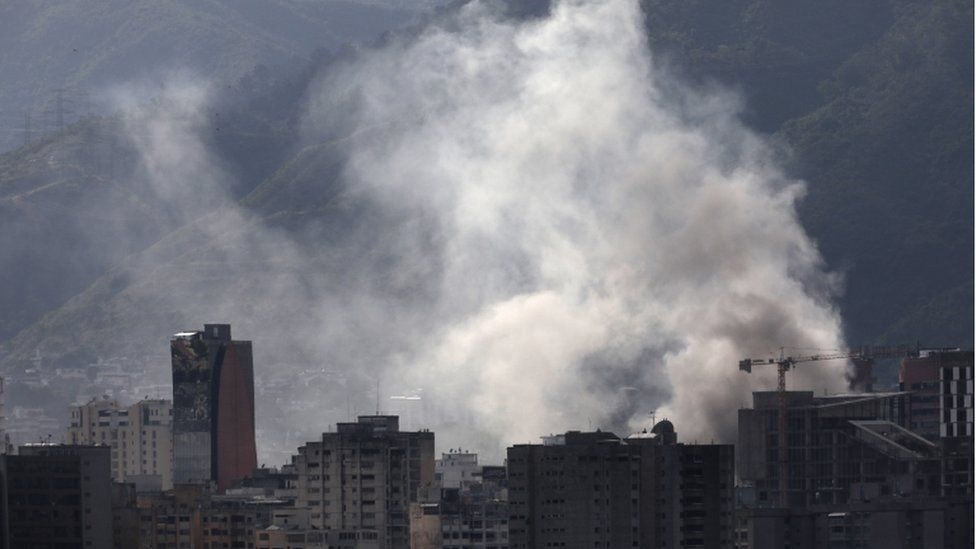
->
[[105, 0, 847, 463], [109, 75, 230, 225], [308, 0, 847, 450]]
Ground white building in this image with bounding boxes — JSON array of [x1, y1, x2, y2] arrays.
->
[[68, 397, 173, 490]]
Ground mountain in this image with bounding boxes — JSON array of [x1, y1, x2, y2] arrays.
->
[[0, 0, 437, 152], [0, 45, 347, 348], [0, 119, 152, 346], [0, 0, 971, 374], [642, 0, 973, 347], [781, 0, 973, 346]]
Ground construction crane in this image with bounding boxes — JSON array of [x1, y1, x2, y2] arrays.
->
[[738, 344, 918, 508]]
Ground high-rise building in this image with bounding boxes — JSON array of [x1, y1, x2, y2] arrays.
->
[[934, 350, 974, 498], [901, 350, 952, 440], [507, 431, 643, 549], [171, 324, 257, 491], [68, 396, 119, 444], [68, 397, 173, 490], [937, 350, 974, 438], [900, 349, 974, 437], [629, 422, 736, 548], [112, 483, 140, 549], [736, 376, 974, 549], [0, 377, 9, 455], [292, 415, 436, 549], [507, 423, 734, 549], [0, 444, 113, 548], [897, 349, 973, 496], [736, 390, 942, 508], [436, 450, 481, 490]]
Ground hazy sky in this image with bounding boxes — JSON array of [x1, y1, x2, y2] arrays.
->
[[91, 0, 848, 463]]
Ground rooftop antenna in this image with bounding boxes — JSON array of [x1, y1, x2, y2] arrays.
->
[[375, 377, 380, 415], [649, 409, 657, 427]]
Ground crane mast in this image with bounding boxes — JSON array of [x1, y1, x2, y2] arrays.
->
[[738, 344, 917, 508]]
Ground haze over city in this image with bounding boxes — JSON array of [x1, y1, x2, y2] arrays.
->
[[0, 1, 971, 548]]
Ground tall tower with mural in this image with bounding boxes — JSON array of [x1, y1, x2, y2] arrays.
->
[[171, 324, 257, 491]]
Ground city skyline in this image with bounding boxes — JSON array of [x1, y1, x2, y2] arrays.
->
[[0, 0, 970, 547]]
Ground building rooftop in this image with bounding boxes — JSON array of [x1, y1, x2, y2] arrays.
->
[[848, 420, 938, 460], [813, 391, 910, 410], [749, 390, 910, 411]]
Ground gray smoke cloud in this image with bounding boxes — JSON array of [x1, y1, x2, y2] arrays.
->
[[104, 0, 847, 463], [304, 0, 847, 450], [108, 75, 231, 225]]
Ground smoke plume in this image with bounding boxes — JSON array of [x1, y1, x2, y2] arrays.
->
[[101, 0, 846, 462], [304, 0, 847, 450]]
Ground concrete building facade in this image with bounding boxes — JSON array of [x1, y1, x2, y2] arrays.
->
[[939, 351, 974, 438], [0, 377, 8, 455], [736, 391, 941, 508], [936, 350, 974, 499], [418, 453, 509, 549], [637, 430, 735, 547], [897, 349, 973, 497], [0, 444, 113, 548], [507, 423, 734, 549], [900, 351, 946, 440], [136, 482, 288, 549], [68, 397, 173, 490], [436, 451, 481, 490], [256, 507, 324, 549], [291, 415, 435, 549]]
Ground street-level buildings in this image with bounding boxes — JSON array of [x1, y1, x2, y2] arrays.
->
[[254, 507, 386, 549], [137, 482, 288, 549], [255, 507, 324, 549]]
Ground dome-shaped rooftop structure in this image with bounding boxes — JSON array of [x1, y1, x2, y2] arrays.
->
[[650, 419, 677, 444], [651, 419, 674, 435]]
